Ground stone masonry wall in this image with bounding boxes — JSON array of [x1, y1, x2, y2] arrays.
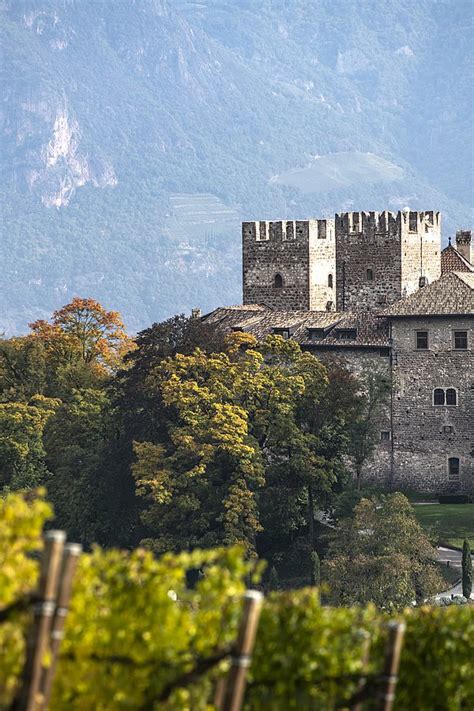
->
[[391, 315, 474, 493], [242, 220, 312, 309], [335, 211, 403, 312]]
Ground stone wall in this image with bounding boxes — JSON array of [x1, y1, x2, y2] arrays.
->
[[242, 220, 312, 309], [390, 315, 473, 493]]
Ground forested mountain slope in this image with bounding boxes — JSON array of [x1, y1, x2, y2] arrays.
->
[[1, 0, 472, 333]]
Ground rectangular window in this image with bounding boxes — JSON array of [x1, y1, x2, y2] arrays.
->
[[380, 431, 391, 441], [448, 457, 460, 480], [273, 328, 290, 340], [443, 425, 454, 434], [454, 331, 468, 350], [416, 331, 428, 350], [336, 329, 357, 340]]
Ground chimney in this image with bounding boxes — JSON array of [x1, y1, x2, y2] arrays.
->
[[455, 230, 472, 264], [191, 308, 202, 319]]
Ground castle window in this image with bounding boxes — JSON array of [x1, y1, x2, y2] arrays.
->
[[328, 274, 333, 288], [336, 329, 357, 340], [448, 457, 460, 481], [443, 425, 454, 434], [446, 388, 457, 406], [308, 328, 325, 340], [273, 327, 289, 339], [317, 220, 327, 239], [366, 269, 374, 281], [433, 388, 458, 406], [380, 431, 391, 441], [274, 273, 283, 289], [416, 331, 428, 350], [454, 331, 468, 350], [409, 212, 418, 232]]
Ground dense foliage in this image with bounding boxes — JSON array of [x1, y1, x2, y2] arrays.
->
[[1, 492, 473, 711], [324, 493, 444, 609]]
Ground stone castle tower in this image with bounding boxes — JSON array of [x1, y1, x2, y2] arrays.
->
[[242, 210, 441, 312]]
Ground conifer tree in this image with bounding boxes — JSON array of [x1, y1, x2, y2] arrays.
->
[[462, 538, 472, 600], [268, 565, 279, 591], [310, 550, 321, 586]]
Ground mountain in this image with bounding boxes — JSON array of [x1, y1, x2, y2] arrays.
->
[[1, 0, 472, 334]]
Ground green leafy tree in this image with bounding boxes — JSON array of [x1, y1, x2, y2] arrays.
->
[[43, 388, 117, 546], [0, 337, 47, 402], [0, 396, 59, 490], [347, 368, 390, 490], [132, 333, 334, 556], [461, 538, 472, 599], [324, 492, 444, 609]]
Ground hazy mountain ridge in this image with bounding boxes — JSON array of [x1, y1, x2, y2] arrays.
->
[[1, 0, 472, 334]]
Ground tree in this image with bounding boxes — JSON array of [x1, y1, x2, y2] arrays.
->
[[324, 493, 443, 609], [29, 297, 133, 376], [0, 396, 59, 490], [462, 539, 472, 600], [346, 368, 390, 490], [268, 565, 279, 591], [132, 334, 333, 556], [310, 551, 321, 586], [0, 337, 47, 402]]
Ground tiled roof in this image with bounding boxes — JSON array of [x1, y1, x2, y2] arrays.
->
[[382, 272, 474, 317], [441, 245, 473, 274], [204, 306, 389, 348]]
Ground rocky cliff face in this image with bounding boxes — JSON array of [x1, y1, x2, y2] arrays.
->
[[1, 0, 472, 334]]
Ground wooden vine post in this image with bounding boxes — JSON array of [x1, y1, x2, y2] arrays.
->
[[217, 590, 263, 711], [376, 621, 406, 711], [12, 530, 66, 711], [39, 542, 83, 709]]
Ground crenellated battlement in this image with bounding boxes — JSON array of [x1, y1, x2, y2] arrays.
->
[[335, 210, 440, 235], [243, 209, 442, 313], [242, 219, 335, 243]]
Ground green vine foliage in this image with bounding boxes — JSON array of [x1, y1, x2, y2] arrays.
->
[[1, 492, 473, 711]]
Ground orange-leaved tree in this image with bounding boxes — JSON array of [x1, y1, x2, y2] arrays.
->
[[29, 297, 134, 374]]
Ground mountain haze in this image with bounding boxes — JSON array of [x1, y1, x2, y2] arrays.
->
[[1, 0, 473, 334]]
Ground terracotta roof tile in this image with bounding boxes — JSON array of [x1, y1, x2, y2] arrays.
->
[[382, 272, 474, 317], [441, 245, 473, 274]]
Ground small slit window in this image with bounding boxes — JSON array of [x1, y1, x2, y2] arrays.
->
[[366, 269, 374, 281], [274, 273, 283, 289], [380, 431, 391, 441], [448, 457, 460, 480], [328, 274, 333, 288], [433, 389, 445, 405]]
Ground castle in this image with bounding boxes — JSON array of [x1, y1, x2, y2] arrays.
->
[[205, 211, 474, 494]]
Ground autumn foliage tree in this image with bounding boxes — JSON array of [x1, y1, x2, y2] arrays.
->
[[29, 297, 134, 376]]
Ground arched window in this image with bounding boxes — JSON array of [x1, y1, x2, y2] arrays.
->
[[446, 388, 457, 406], [448, 457, 460, 480], [274, 273, 283, 289], [366, 268, 374, 281], [433, 388, 445, 405], [328, 273, 333, 288]]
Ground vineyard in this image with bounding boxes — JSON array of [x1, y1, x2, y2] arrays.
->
[[1, 492, 473, 711]]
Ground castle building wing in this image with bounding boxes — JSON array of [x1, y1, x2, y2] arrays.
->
[[381, 272, 474, 317]]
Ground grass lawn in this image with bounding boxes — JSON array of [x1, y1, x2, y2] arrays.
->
[[414, 503, 474, 548]]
